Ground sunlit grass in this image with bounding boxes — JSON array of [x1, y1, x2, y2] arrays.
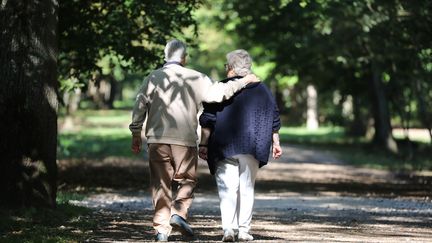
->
[[392, 129, 431, 143], [336, 147, 432, 171], [279, 126, 431, 171], [58, 109, 132, 159], [85, 115, 131, 125], [58, 109, 431, 170], [279, 126, 366, 144], [59, 131, 130, 159], [56, 191, 86, 204], [279, 126, 344, 138]]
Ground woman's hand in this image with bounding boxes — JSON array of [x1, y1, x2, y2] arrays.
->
[[272, 144, 282, 159], [199, 146, 208, 160]]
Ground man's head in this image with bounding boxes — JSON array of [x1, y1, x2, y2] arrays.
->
[[225, 49, 252, 77], [164, 39, 187, 64]]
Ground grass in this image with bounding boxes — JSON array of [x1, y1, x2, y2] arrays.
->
[[336, 146, 432, 171], [279, 126, 363, 144], [58, 109, 132, 159], [0, 192, 95, 243], [279, 126, 432, 171], [59, 129, 131, 159], [58, 109, 432, 171]]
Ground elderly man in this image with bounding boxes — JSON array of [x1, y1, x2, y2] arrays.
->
[[199, 49, 282, 242], [129, 40, 259, 241]]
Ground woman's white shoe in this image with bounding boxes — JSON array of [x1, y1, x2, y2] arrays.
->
[[222, 229, 235, 242], [238, 232, 254, 241]]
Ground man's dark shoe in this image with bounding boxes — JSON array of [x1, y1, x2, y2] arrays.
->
[[156, 232, 168, 242], [169, 214, 194, 236]]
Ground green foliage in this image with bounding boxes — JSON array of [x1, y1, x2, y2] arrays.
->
[[210, 0, 432, 147], [187, 1, 238, 80], [59, 0, 202, 87], [59, 77, 84, 93], [96, 51, 133, 81]]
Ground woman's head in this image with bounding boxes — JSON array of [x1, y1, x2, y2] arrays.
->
[[226, 49, 252, 77]]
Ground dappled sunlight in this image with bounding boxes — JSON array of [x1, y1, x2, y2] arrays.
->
[[53, 109, 432, 241], [276, 143, 343, 164], [66, 190, 432, 242], [393, 128, 432, 143], [252, 145, 432, 197], [52, 142, 432, 241], [58, 157, 150, 191], [258, 161, 395, 185]]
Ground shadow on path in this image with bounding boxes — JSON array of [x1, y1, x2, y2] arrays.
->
[[60, 144, 432, 242]]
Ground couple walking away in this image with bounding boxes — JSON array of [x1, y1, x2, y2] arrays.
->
[[129, 39, 282, 242]]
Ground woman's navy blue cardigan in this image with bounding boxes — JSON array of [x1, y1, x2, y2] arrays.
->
[[199, 76, 281, 175]]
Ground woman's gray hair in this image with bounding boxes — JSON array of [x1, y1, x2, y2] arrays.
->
[[164, 39, 187, 62], [226, 49, 252, 76]]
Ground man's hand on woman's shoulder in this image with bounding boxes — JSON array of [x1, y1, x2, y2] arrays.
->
[[243, 74, 260, 84]]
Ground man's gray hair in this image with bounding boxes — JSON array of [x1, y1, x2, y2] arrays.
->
[[164, 39, 187, 62], [226, 49, 252, 76]]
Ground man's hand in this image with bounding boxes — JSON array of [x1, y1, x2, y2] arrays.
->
[[272, 144, 282, 159], [199, 146, 208, 160], [131, 134, 142, 154], [243, 74, 261, 83]]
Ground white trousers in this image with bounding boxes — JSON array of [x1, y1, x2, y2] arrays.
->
[[215, 154, 259, 233]]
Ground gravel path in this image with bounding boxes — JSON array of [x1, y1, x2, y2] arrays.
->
[[68, 144, 432, 242]]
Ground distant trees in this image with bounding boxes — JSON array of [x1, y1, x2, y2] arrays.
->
[[215, 0, 432, 152]]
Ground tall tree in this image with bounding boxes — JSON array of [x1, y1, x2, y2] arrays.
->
[[0, 0, 203, 207], [59, 0, 202, 89], [214, 0, 432, 152], [0, 0, 59, 207]]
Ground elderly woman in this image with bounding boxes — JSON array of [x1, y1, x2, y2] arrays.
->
[[199, 49, 282, 242]]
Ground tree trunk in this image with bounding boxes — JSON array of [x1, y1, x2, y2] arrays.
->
[[369, 63, 398, 153], [107, 75, 117, 109], [0, 0, 58, 207], [347, 95, 366, 137], [270, 80, 285, 114], [415, 79, 432, 144], [306, 84, 319, 130]]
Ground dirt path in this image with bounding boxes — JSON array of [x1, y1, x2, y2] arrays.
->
[[67, 144, 432, 242]]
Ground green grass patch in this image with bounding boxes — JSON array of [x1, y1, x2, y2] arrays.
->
[[59, 130, 131, 159], [113, 99, 135, 109], [58, 109, 431, 171], [56, 191, 86, 204], [0, 193, 94, 243], [59, 109, 131, 121], [85, 115, 131, 126], [280, 126, 432, 171], [280, 126, 345, 143], [335, 146, 432, 171], [58, 109, 132, 159]]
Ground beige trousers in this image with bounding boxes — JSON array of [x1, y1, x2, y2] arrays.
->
[[148, 143, 198, 235]]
